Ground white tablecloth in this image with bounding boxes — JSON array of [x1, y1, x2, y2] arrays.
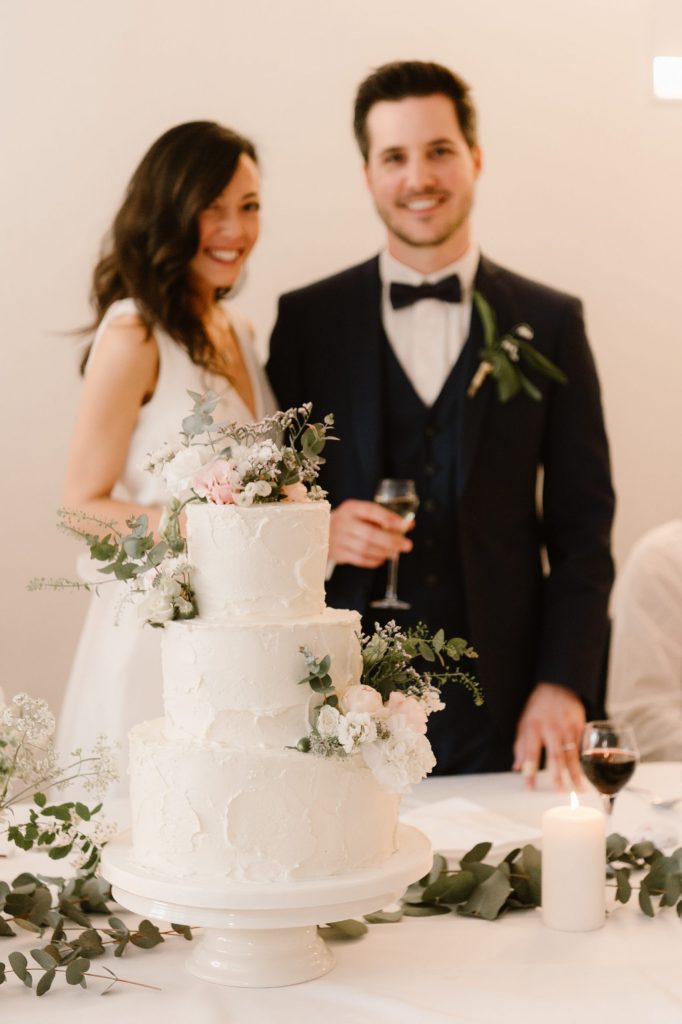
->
[[2, 762, 682, 1022]]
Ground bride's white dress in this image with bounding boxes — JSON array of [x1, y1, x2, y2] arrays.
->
[[57, 299, 276, 795]]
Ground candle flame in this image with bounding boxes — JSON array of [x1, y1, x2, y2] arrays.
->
[[569, 791, 580, 810]]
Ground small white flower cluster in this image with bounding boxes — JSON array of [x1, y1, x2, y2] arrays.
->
[[1, 694, 59, 798], [71, 734, 120, 796], [310, 683, 437, 795], [1, 697, 119, 812]]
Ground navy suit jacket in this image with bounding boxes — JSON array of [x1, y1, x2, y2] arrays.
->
[[267, 255, 615, 743]]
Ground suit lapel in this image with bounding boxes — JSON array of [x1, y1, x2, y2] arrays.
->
[[457, 255, 521, 494], [341, 258, 384, 495]]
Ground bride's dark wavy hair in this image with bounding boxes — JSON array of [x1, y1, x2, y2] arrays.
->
[[81, 121, 257, 373]]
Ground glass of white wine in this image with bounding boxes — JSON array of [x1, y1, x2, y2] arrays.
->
[[370, 478, 419, 611]]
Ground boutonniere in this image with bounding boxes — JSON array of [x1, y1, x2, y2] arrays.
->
[[467, 291, 567, 402]]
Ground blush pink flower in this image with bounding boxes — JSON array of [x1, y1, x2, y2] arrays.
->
[[281, 481, 308, 502], [340, 684, 384, 715], [192, 460, 235, 504], [385, 691, 428, 734]]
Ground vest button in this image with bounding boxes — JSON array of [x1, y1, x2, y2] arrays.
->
[[425, 573, 438, 587], [422, 498, 436, 513], [424, 425, 436, 439], [424, 462, 437, 477]]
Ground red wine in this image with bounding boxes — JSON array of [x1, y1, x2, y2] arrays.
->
[[376, 495, 419, 521], [581, 748, 637, 795]]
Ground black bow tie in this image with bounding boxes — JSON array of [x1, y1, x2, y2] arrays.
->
[[389, 274, 462, 310]]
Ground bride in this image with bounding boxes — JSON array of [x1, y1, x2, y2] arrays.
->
[[57, 122, 276, 791]]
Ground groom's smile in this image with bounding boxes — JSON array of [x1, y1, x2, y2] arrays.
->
[[363, 93, 482, 271]]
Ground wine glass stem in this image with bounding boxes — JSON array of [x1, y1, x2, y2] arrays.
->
[[386, 555, 400, 602], [601, 794, 616, 816]]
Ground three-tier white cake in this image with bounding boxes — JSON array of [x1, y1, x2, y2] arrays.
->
[[129, 500, 400, 883]]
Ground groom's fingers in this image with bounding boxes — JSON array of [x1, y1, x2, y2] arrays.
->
[[330, 500, 413, 567]]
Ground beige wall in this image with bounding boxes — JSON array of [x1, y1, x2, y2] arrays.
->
[[2, 0, 681, 713]]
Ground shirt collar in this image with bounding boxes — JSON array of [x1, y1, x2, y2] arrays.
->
[[379, 245, 480, 298]]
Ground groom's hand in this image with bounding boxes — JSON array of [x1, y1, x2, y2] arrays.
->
[[513, 683, 586, 791], [329, 499, 413, 569]]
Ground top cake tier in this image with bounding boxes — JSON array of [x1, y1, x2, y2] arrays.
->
[[186, 500, 330, 620]]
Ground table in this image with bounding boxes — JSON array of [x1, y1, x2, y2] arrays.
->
[[2, 762, 682, 1022]]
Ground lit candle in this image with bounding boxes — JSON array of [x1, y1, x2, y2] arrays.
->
[[541, 793, 606, 932]]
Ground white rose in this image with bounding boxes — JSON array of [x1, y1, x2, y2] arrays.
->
[[137, 588, 175, 626], [316, 704, 341, 739], [337, 711, 377, 754], [340, 684, 384, 716], [162, 446, 213, 500]]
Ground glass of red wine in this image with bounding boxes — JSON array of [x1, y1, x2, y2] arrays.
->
[[580, 720, 639, 815], [370, 479, 419, 611]]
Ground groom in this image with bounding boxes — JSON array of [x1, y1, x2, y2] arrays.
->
[[267, 61, 615, 783]]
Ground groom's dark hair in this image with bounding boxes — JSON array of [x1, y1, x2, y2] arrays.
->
[[353, 61, 478, 161]]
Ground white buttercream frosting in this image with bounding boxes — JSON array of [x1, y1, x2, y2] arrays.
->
[[186, 500, 329, 620], [129, 499, 401, 884], [129, 720, 399, 882], [162, 609, 362, 747]]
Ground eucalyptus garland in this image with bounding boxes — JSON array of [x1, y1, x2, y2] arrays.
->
[[0, 869, 192, 997], [324, 832, 682, 943]]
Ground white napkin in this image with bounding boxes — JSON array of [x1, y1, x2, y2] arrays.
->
[[401, 796, 541, 855]]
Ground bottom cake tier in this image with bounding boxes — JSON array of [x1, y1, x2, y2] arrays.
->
[[129, 719, 400, 883]]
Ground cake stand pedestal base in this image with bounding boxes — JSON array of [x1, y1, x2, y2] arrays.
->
[[102, 824, 431, 988]]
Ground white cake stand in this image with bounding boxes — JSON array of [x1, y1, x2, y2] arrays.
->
[[101, 825, 431, 988]]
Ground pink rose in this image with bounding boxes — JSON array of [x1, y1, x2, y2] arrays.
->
[[281, 481, 308, 503], [340, 684, 384, 715], [192, 460, 234, 505], [385, 692, 428, 734]]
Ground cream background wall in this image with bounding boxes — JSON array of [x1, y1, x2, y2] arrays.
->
[[2, 0, 681, 712]]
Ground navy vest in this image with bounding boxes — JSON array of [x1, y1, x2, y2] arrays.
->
[[366, 315, 510, 773]]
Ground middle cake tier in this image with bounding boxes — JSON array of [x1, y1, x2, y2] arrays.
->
[[162, 608, 362, 748]]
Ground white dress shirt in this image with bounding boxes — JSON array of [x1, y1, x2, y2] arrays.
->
[[379, 246, 480, 407]]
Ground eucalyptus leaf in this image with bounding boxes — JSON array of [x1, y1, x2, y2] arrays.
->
[[614, 867, 632, 904], [8, 950, 28, 979], [419, 853, 448, 887], [65, 957, 90, 985], [363, 908, 404, 924], [461, 842, 493, 864], [319, 919, 368, 939], [36, 968, 56, 996], [402, 903, 452, 917], [459, 867, 513, 921], [639, 887, 654, 918], [424, 870, 477, 905], [31, 948, 58, 971], [606, 833, 629, 860]]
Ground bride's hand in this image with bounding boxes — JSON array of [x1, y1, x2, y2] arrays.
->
[[329, 499, 413, 569]]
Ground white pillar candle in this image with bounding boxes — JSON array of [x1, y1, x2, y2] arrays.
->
[[542, 798, 606, 932]]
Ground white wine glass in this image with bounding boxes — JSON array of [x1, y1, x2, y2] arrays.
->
[[370, 478, 419, 611], [580, 720, 639, 816]]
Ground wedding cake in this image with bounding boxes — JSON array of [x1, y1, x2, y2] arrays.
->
[[128, 499, 400, 883], [121, 398, 474, 888]]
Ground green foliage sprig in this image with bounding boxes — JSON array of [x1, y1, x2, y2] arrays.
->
[[467, 291, 567, 402], [7, 794, 105, 874], [359, 623, 482, 705], [28, 508, 188, 589], [0, 870, 193, 997], [179, 391, 336, 496]]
